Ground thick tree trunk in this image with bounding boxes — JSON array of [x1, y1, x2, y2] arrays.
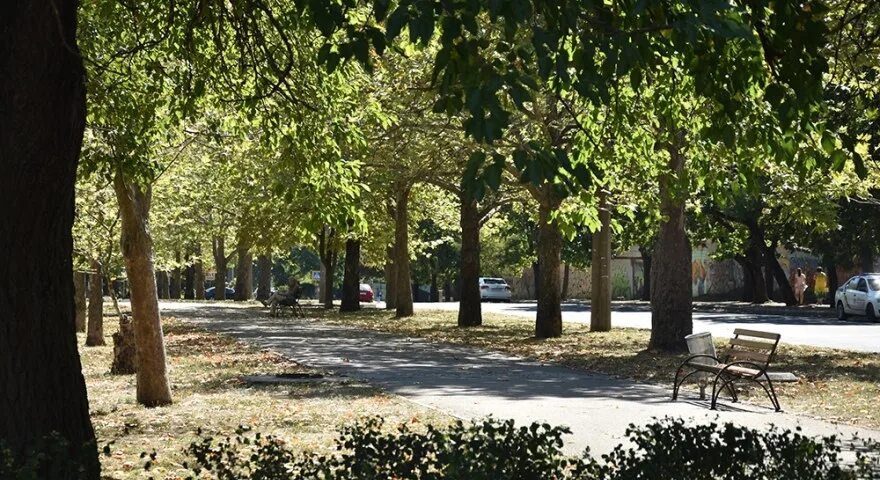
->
[[591, 190, 612, 332], [0, 2, 98, 472], [764, 264, 774, 300], [532, 262, 541, 299], [233, 243, 253, 301], [825, 258, 838, 308], [169, 251, 182, 299], [114, 172, 173, 407], [384, 247, 397, 310], [194, 247, 206, 300], [156, 271, 170, 299], [256, 254, 272, 301], [649, 134, 692, 352], [458, 195, 482, 327], [561, 263, 570, 300], [430, 272, 439, 302], [746, 240, 769, 303], [74, 270, 87, 333], [860, 243, 875, 272], [111, 315, 137, 376], [761, 241, 796, 306], [86, 261, 106, 347], [341, 239, 362, 312], [444, 281, 452, 301], [318, 227, 338, 309], [183, 260, 195, 300], [535, 198, 562, 338], [639, 246, 652, 301], [213, 237, 228, 301], [735, 257, 755, 302], [394, 187, 414, 317]]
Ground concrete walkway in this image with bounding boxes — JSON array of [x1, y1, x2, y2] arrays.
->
[[165, 302, 880, 455]]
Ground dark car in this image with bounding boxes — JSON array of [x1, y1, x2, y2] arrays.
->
[[205, 286, 235, 300]]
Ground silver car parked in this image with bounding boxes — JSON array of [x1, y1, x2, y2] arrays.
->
[[835, 274, 880, 322]]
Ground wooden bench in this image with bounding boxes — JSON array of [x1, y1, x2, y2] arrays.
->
[[672, 329, 799, 412]]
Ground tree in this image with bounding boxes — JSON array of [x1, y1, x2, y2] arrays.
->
[[340, 238, 362, 312], [0, 0, 98, 474]]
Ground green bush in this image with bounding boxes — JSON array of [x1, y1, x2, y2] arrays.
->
[[0, 434, 100, 480], [182, 418, 879, 480]]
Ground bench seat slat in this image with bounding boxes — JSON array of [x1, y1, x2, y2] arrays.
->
[[728, 349, 771, 363], [733, 328, 780, 340], [729, 337, 776, 350]]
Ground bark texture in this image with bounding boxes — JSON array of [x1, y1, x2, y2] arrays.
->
[[340, 239, 362, 312], [194, 250, 206, 300], [762, 242, 797, 305], [318, 227, 338, 309], [639, 246, 652, 301], [590, 190, 612, 332], [649, 133, 692, 352], [747, 240, 770, 303], [74, 271, 87, 333], [561, 263, 570, 301], [394, 186, 414, 317], [114, 173, 173, 407], [183, 261, 195, 300], [111, 315, 137, 375], [156, 271, 170, 299], [233, 244, 253, 301], [169, 252, 182, 299], [256, 254, 272, 301], [212, 237, 228, 301], [535, 196, 562, 338], [384, 251, 397, 310], [458, 195, 482, 327], [0, 1, 98, 474], [86, 261, 105, 347]]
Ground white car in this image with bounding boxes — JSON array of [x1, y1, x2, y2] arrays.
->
[[835, 274, 880, 322], [479, 277, 512, 302]]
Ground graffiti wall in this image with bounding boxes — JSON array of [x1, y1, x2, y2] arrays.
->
[[691, 245, 743, 298]]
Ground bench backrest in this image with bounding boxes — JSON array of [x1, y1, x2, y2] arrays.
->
[[722, 329, 781, 370]]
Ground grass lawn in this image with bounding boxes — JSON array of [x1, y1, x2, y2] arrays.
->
[[82, 312, 450, 479], [313, 307, 880, 430]]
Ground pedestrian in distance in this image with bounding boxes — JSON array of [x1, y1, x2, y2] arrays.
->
[[814, 267, 828, 304], [793, 268, 807, 305]]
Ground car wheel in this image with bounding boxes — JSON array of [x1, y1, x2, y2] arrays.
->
[[868, 303, 879, 323], [837, 302, 848, 321]]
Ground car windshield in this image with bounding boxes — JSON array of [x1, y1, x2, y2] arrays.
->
[[483, 278, 506, 284], [868, 278, 880, 291]]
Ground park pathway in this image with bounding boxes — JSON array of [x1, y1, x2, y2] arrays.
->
[[165, 302, 880, 455]]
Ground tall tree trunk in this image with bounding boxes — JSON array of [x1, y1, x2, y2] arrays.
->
[[74, 270, 87, 333], [156, 271, 170, 299], [430, 271, 439, 302], [458, 195, 482, 327], [825, 257, 838, 308], [764, 263, 775, 301], [0, 3, 97, 470], [760, 240, 796, 305], [746, 239, 769, 303], [213, 237, 228, 301], [341, 239, 361, 312], [394, 186, 414, 317], [532, 262, 541, 300], [535, 197, 562, 338], [444, 281, 452, 301], [735, 256, 755, 302], [233, 243, 253, 301], [384, 246, 397, 310], [649, 132, 692, 352], [194, 246, 206, 300], [256, 254, 272, 301], [591, 190, 612, 332], [639, 246, 652, 301], [169, 251, 182, 299], [86, 261, 105, 347], [114, 172, 173, 407], [318, 227, 338, 309], [561, 263, 570, 300], [183, 261, 195, 300]]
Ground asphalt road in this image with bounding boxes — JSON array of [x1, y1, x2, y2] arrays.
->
[[407, 301, 880, 353]]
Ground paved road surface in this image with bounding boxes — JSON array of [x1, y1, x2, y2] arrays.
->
[[406, 301, 880, 352], [165, 302, 879, 457]]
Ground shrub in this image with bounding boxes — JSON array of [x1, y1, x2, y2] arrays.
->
[[182, 418, 879, 479], [0, 434, 100, 480]]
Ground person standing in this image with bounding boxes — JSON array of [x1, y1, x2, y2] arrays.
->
[[814, 267, 828, 304], [793, 268, 807, 305]]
